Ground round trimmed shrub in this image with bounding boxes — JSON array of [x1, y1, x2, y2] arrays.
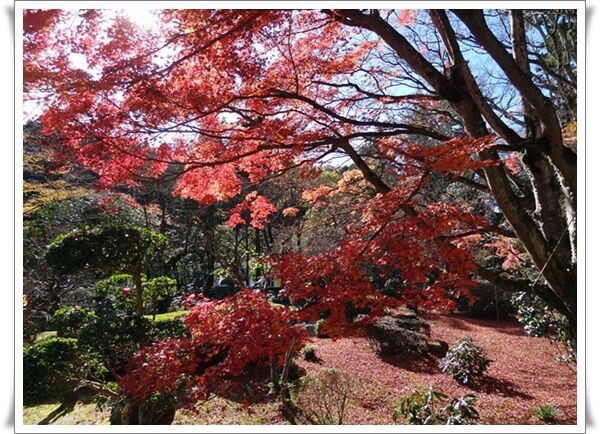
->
[[24, 337, 106, 404], [52, 306, 95, 338], [366, 315, 429, 356], [76, 300, 154, 376]]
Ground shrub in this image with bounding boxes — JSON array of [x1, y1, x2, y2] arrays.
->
[[95, 274, 177, 316], [512, 292, 552, 336], [512, 292, 576, 362], [442, 394, 480, 425], [151, 319, 190, 340], [144, 276, 177, 317], [23, 337, 106, 404], [393, 386, 447, 425], [300, 344, 319, 362], [366, 315, 429, 356], [51, 306, 95, 338], [292, 368, 354, 424], [439, 337, 490, 385], [393, 386, 479, 425], [77, 300, 154, 376], [314, 319, 328, 338], [533, 404, 557, 423]]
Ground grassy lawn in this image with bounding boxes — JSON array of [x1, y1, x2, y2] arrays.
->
[[34, 331, 57, 342], [144, 310, 189, 322], [23, 397, 282, 425], [23, 402, 110, 425]]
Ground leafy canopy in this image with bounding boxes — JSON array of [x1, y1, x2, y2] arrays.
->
[[45, 225, 167, 275]]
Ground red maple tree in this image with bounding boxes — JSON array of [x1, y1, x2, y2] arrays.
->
[[24, 8, 577, 369]]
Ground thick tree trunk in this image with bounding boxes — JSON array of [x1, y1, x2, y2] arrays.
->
[[333, 9, 577, 331]]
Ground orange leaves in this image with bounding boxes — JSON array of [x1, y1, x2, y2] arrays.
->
[[175, 165, 242, 205], [487, 236, 529, 270], [396, 10, 418, 26], [282, 207, 300, 217], [503, 152, 522, 176], [185, 290, 307, 374], [226, 191, 277, 230], [407, 135, 498, 175], [24, 9, 520, 327], [302, 185, 334, 204]]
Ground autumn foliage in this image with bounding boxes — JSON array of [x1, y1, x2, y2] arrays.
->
[[23, 7, 578, 408], [119, 290, 307, 401]]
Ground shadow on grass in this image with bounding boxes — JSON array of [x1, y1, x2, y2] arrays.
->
[[25, 390, 98, 425], [37, 395, 78, 425], [469, 375, 534, 400], [380, 353, 441, 374], [466, 317, 527, 337]]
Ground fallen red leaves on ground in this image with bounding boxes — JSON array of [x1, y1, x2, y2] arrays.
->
[[297, 315, 577, 425]]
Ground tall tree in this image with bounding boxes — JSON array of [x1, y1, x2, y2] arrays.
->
[[24, 9, 578, 331]]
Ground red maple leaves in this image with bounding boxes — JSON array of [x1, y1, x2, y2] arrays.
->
[[120, 290, 308, 400], [226, 191, 277, 229]]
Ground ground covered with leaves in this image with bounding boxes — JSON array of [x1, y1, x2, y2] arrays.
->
[[296, 315, 576, 425], [23, 315, 576, 425]]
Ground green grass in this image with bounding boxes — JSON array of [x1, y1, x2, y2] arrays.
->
[[23, 397, 282, 425], [23, 401, 110, 425], [144, 310, 189, 322], [34, 331, 57, 342]]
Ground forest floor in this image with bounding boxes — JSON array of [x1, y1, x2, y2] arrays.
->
[[23, 315, 577, 425]]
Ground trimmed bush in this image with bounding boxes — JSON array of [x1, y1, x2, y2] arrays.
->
[[76, 300, 154, 375], [51, 306, 95, 338], [439, 337, 490, 385], [151, 319, 190, 340], [24, 337, 106, 404], [366, 315, 429, 356]]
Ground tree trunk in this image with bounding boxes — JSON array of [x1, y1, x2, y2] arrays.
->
[[333, 9, 577, 332], [133, 268, 144, 316], [255, 228, 262, 280]]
